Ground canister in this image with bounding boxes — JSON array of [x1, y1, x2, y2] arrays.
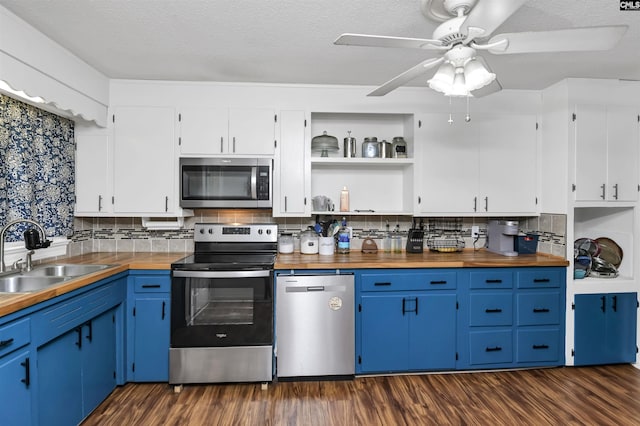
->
[[300, 227, 319, 254], [378, 140, 392, 158], [278, 233, 294, 254], [362, 137, 379, 158], [343, 131, 356, 158], [392, 137, 407, 158]]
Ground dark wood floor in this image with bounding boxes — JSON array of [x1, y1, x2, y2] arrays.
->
[[83, 365, 640, 425]]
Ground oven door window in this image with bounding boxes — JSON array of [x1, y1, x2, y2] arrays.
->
[[190, 283, 257, 326], [182, 165, 254, 200]]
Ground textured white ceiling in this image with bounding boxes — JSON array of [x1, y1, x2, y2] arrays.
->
[[1, 0, 639, 91]]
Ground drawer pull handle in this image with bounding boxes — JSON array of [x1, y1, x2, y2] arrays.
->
[[485, 279, 502, 284], [485, 308, 502, 313], [0, 338, 14, 348], [533, 308, 550, 313], [485, 346, 502, 352], [533, 278, 551, 283], [430, 280, 447, 285], [533, 344, 549, 350], [374, 282, 392, 286], [142, 284, 161, 288]]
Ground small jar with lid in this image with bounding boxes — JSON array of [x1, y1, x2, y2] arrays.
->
[[362, 137, 379, 158], [300, 227, 319, 254], [392, 137, 408, 158], [278, 233, 294, 254]]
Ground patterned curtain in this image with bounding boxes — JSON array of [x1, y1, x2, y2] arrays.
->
[[0, 94, 75, 241]]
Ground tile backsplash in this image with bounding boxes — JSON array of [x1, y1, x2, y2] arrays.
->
[[68, 210, 566, 258]]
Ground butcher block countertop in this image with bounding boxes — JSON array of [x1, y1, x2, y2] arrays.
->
[[275, 249, 569, 270], [0, 252, 187, 318]]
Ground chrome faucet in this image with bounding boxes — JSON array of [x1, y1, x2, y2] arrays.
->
[[0, 219, 49, 273]]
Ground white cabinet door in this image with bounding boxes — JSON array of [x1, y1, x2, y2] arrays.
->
[[112, 106, 177, 214], [606, 107, 638, 201], [229, 108, 276, 155], [75, 127, 112, 215], [178, 107, 228, 155], [274, 110, 307, 216], [478, 114, 538, 214], [574, 104, 608, 201], [416, 114, 478, 214]]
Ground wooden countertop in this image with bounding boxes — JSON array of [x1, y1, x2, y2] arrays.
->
[[275, 249, 569, 270], [0, 249, 568, 319], [0, 252, 186, 318]]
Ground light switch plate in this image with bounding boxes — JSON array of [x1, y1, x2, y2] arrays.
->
[[471, 226, 479, 239]]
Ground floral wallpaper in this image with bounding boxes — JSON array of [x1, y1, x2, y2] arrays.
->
[[0, 94, 75, 241]]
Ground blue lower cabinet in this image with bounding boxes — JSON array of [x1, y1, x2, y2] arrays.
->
[[128, 271, 171, 382], [358, 271, 457, 374], [37, 307, 118, 426], [574, 293, 637, 366], [0, 349, 32, 426], [132, 296, 170, 381]]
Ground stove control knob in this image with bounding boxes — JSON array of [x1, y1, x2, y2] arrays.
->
[[199, 229, 205, 234], [258, 229, 263, 235], [208, 228, 213, 234], [266, 229, 272, 235]]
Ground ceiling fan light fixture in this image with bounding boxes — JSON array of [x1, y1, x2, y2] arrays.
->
[[427, 62, 455, 94], [444, 67, 471, 97], [464, 59, 496, 91]]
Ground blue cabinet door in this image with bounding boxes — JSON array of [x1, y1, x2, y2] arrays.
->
[[0, 349, 31, 426], [37, 328, 83, 426], [410, 294, 457, 370], [360, 294, 408, 372], [133, 296, 170, 381], [575, 293, 637, 365], [82, 308, 117, 415], [605, 293, 637, 364]]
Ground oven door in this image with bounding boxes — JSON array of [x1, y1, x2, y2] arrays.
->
[[171, 269, 273, 347]]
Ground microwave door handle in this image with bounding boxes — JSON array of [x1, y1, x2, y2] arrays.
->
[[250, 166, 258, 199]]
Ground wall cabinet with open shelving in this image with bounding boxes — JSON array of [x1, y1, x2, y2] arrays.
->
[[309, 112, 415, 215]]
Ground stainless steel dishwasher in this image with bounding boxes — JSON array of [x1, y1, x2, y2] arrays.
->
[[275, 273, 354, 379]]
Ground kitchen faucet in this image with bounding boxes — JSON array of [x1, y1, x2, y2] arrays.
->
[[0, 218, 50, 273]]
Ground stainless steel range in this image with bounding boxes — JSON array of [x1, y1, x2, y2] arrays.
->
[[170, 223, 277, 385]]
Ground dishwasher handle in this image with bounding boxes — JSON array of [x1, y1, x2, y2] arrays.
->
[[306, 286, 325, 292]]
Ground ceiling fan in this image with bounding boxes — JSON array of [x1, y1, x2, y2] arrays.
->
[[334, 0, 628, 97]]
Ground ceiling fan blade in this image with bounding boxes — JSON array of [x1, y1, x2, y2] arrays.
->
[[471, 78, 502, 97], [334, 33, 444, 50], [368, 57, 445, 96], [487, 25, 628, 54], [461, 0, 528, 39]]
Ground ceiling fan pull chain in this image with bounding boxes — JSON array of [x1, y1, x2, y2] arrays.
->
[[465, 95, 471, 122]]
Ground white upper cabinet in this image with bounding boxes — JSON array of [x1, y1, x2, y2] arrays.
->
[[416, 113, 537, 215], [74, 126, 112, 216], [273, 110, 308, 216], [574, 104, 639, 202], [178, 107, 276, 156], [178, 107, 228, 155], [112, 106, 181, 215]]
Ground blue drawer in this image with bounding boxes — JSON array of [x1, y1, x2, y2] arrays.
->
[[361, 271, 456, 292], [517, 292, 560, 326], [469, 330, 513, 365], [0, 318, 30, 358], [469, 293, 513, 326], [517, 269, 562, 289], [516, 329, 560, 363], [469, 270, 513, 289], [133, 275, 171, 293]]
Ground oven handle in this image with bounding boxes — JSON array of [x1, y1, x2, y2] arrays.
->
[[173, 270, 271, 279], [250, 166, 258, 200]]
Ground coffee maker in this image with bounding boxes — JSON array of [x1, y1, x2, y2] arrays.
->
[[486, 220, 519, 257]]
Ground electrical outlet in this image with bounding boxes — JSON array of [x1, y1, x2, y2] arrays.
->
[[471, 226, 480, 239]]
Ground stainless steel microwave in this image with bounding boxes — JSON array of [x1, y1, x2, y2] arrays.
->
[[179, 157, 272, 208]]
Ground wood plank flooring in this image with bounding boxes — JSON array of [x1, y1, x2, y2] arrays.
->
[[83, 365, 640, 426]]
